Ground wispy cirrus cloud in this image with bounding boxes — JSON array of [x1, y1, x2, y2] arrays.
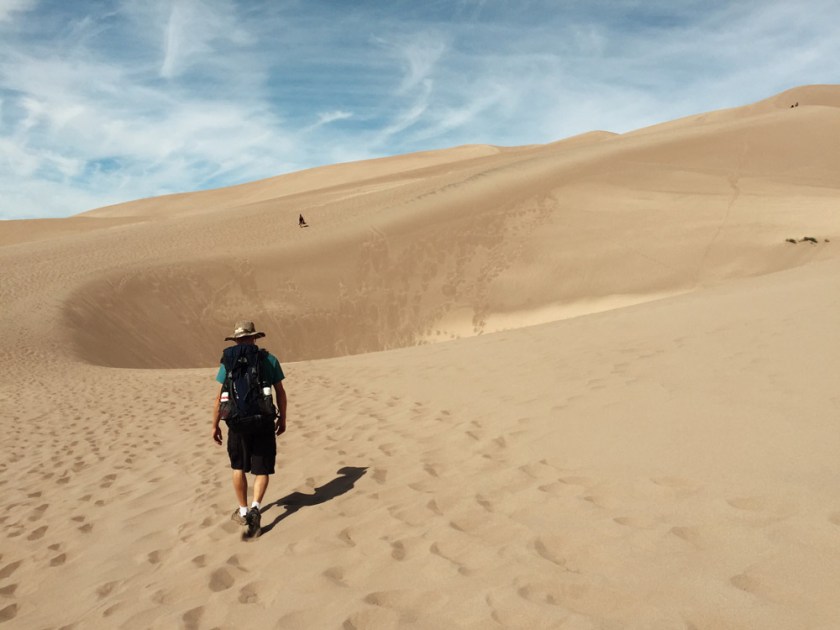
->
[[301, 110, 354, 134], [0, 0, 37, 22], [1, 0, 839, 219], [158, 0, 249, 79]]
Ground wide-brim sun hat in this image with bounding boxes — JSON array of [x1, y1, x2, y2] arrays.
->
[[225, 320, 266, 341]]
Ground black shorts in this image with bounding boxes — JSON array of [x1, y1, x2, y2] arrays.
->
[[227, 428, 276, 475]]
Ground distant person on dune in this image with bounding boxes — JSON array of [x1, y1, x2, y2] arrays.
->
[[212, 320, 287, 538], [299, 214, 308, 228]]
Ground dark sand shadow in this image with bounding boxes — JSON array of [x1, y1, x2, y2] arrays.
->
[[260, 466, 367, 535]]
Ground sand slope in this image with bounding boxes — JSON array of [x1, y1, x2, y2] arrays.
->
[[2, 85, 840, 629]]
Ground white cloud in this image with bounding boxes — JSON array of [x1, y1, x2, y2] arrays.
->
[[0, 48, 298, 217], [374, 79, 434, 145], [159, 0, 248, 79], [301, 110, 354, 133], [318, 110, 353, 125], [0, 0, 37, 22], [159, 2, 185, 79], [397, 36, 447, 94]]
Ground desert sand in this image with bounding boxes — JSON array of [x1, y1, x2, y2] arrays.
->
[[2, 84, 840, 629]]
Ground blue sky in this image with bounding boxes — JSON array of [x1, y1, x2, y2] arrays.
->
[[1, 0, 838, 220]]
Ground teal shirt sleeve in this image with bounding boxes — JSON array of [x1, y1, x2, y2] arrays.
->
[[215, 364, 226, 384], [266, 354, 285, 383]]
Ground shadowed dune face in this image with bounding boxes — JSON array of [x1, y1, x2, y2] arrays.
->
[[62, 250, 439, 368], [55, 85, 840, 368]]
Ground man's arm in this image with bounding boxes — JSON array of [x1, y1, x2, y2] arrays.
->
[[275, 380, 287, 435], [212, 392, 223, 444]]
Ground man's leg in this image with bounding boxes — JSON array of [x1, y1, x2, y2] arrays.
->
[[253, 475, 269, 504], [233, 469, 248, 507], [243, 432, 274, 536]]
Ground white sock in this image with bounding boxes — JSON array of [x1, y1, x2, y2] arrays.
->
[[239, 506, 248, 517], [251, 501, 260, 510]]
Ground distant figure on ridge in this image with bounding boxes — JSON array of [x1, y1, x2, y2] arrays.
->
[[212, 320, 287, 538], [299, 214, 309, 228]]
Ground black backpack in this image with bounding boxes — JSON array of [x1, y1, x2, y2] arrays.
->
[[219, 345, 277, 433]]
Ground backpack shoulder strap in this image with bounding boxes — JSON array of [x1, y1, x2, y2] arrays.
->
[[257, 348, 270, 383]]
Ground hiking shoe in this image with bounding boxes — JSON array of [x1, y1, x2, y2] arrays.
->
[[245, 507, 261, 537], [231, 509, 247, 526]]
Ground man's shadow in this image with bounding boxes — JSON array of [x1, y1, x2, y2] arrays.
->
[[260, 466, 367, 535]]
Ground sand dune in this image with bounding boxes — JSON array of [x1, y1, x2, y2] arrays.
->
[[2, 84, 840, 629]]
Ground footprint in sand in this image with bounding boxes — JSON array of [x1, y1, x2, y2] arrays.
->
[[0, 603, 18, 623], [390, 541, 407, 561], [613, 516, 658, 529], [538, 481, 580, 497], [582, 495, 610, 509], [0, 584, 17, 597], [670, 526, 704, 549], [27, 525, 47, 541], [28, 504, 48, 521], [49, 553, 67, 567], [559, 476, 592, 487], [96, 581, 120, 599], [730, 572, 762, 595], [208, 568, 235, 592], [151, 589, 173, 605], [650, 476, 701, 498], [533, 535, 567, 567], [322, 566, 348, 587], [430, 542, 471, 576], [102, 603, 121, 618], [238, 583, 259, 604], [337, 528, 356, 547], [343, 607, 400, 629], [0, 561, 22, 580], [182, 606, 204, 630], [372, 468, 387, 484], [474, 494, 493, 512], [226, 554, 243, 568]]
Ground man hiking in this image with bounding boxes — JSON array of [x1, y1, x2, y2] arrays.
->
[[212, 320, 287, 538]]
